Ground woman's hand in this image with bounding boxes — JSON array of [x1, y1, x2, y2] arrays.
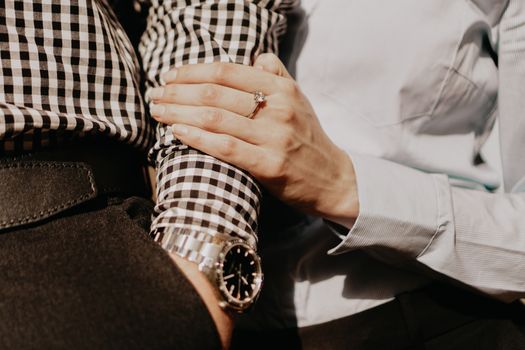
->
[[148, 54, 359, 225]]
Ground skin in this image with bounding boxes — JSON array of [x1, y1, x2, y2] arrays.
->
[[148, 172, 233, 348], [169, 254, 233, 349], [150, 53, 360, 227], [151, 54, 362, 348]]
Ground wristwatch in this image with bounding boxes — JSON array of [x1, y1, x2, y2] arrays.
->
[[171, 231, 263, 313]]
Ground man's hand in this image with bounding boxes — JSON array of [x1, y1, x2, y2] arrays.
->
[[149, 54, 360, 226], [169, 254, 233, 350]]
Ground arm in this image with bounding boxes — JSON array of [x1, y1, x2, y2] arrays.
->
[[146, 1, 525, 302], [328, 0, 525, 302], [149, 27, 525, 306], [327, 153, 525, 301], [138, 0, 295, 346]]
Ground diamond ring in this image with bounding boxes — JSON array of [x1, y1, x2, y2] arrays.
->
[[246, 91, 266, 119]]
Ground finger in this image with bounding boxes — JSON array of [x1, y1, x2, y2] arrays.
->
[[253, 53, 292, 79], [161, 62, 288, 95], [171, 124, 267, 176], [149, 83, 254, 116], [150, 103, 266, 145]]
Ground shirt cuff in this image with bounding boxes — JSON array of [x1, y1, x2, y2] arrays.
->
[[328, 152, 452, 259]]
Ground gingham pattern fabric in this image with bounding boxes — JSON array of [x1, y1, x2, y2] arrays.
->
[[139, 0, 298, 251], [0, 0, 151, 152], [0, 0, 297, 254]]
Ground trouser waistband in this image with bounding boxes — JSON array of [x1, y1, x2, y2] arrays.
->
[[0, 139, 151, 231]]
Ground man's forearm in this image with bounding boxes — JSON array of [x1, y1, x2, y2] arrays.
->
[[138, 0, 295, 341], [140, 0, 292, 261]]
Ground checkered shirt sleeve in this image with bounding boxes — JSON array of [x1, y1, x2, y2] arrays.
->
[[139, 0, 297, 251], [0, 1, 152, 153]]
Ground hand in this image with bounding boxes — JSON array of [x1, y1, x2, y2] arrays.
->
[[170, 254, 232, 349], [149, 54, 359, 224]]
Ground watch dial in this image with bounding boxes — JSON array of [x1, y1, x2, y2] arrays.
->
[[221, 243, 260, 303]]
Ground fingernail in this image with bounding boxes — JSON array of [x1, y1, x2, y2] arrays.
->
[[162, 69, 178, 82], [149, 87, 164, 99], [150, 103, 165, 116], [172, 124, 188, 136]]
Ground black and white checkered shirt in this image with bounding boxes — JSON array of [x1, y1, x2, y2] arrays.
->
[[0, 0, 296, 250]]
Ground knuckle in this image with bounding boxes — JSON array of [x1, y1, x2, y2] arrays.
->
[[257, 53, 276, 63], [211, 63, 230, 83], [246, 155, 259, 171], [186, 129, 201, 144], [270, 155, 287, 178], [256, 53, 279, 68], [202, 109, 222, 128], [201, 84, 219, 104], [257, 163, 273, 179], [277, 105, 295, 122], [280, 127, 296, 148], [219, 137, 236, 157], [163, 85, 176, 99], [258, 154, 286, 180], [280, 80, 299, 96]]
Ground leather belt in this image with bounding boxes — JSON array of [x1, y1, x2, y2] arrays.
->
[[0, 139, 151, 231]]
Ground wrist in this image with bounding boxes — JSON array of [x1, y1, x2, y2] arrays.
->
[[166, 232, 263, 348], [323, 149, 359, 228], [170, 253, 233, 349]]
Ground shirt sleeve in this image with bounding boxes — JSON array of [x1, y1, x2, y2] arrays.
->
[[328, 1, 525, 302], [328, 153, 525, 301], [138, 0, 297, 250]]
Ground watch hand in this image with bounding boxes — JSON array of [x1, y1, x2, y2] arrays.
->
[[236, 264, 242, 299], [237, 276, 241, 299], [241, 276, 249, 285]]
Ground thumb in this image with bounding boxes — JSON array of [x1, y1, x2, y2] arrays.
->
[[253, 53, 292, 79]]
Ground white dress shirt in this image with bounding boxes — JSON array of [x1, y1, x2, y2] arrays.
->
[[239, 0, 525, 329]]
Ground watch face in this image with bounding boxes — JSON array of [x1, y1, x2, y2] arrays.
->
[[217, 241, 263, 311]]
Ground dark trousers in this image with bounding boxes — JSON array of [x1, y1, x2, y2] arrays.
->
[[0, 145, 220, 349], [232, 277, 525, 350]]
